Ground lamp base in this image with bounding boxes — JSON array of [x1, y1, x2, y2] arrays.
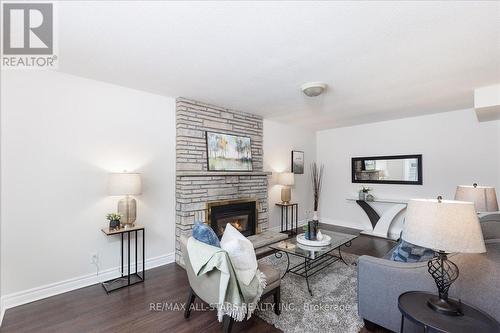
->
[[281, 187, 291, 203], [427, 251, 462, 316], [427, 296, 463, 316], [118, 196, 137, 228]]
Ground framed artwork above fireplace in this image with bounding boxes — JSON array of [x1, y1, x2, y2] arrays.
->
[[206, 131, 253, 171]]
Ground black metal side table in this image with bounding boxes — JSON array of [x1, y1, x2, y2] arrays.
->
[[275, 202, 298, 235], [101, 225, 145, 293], [398, 291, 500, 333]]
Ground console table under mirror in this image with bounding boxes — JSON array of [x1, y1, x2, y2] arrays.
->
[[346, 198, 407, 240], [350, 154, 422, 239]]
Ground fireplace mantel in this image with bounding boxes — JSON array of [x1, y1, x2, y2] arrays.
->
[[177, 171, 272, 177]]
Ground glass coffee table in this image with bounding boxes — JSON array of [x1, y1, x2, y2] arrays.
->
[[270, 230, 358, 296]]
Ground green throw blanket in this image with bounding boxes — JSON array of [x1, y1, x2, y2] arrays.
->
[[187, 237, 266, 321]]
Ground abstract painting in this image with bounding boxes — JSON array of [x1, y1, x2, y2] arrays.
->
[[206, 131, 253, 171]]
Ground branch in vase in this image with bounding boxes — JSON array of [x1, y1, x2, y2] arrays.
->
[[311, 162, 324, 212]]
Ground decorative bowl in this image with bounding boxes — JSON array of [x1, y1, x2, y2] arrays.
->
[[296, 233, 331, 246]]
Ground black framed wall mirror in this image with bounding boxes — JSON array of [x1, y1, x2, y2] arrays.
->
[[352, 154, 423, 185]]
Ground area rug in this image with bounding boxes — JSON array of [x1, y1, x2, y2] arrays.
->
[[256, 252, 363, 333]]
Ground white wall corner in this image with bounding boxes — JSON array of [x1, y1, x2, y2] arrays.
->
[[0, 252, 174, 314], [475, 84, 500, 122], [0, 303, 4, 328], [263, 119, 317, 230]]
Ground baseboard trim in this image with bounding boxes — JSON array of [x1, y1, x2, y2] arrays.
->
[[361, 229, 399, 240], [266, 219, 307, 233], [0, 252, 175, 322], [319, 217, 367, 231], [268, 218, 367, 235]]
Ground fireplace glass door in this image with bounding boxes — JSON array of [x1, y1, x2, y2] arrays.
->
[[208, 200, 256, 238]]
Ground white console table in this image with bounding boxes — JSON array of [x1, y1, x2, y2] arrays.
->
[[347, 198, 408, 240]]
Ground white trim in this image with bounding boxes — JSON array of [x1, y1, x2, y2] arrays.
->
[[319, 217, 366, 231], [269, 217, 367, 234], [361, 229, 399, 240], [0, 252, 174, 322], [266, 219, 308, 233], [321, 217, 400, 240]]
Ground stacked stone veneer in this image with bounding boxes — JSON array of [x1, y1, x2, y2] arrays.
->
[[175, 98, 269, 265]]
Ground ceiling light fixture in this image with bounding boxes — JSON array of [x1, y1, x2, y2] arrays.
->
[[301, 82, 327, 97]]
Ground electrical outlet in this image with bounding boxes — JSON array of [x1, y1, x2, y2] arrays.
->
[[91, 253, 99, 265]]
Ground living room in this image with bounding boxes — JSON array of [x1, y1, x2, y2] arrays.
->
[[1, 1, 499, 333]]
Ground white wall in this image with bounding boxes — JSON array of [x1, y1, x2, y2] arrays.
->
[[475, 84, 500, 109], [475, 84, 500, 122], [0, 70, 176, 308], [317, 109, 500, 235], [263, 120, 316, 230]]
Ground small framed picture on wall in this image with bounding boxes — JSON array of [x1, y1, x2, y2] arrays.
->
[[291, 150, 304, 174]]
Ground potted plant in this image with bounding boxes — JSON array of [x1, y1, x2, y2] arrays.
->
[[359, 186, 372, 201], [106, 213, 122, 230]]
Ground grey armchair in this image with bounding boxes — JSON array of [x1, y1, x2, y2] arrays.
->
[[180, 236, 281, 333], [358, 215, 500, 332]]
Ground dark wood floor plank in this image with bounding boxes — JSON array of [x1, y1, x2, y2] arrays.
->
[[1, 233, 394, 333], [319, 223, 397, 258]]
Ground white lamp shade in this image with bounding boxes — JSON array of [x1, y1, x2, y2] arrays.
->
[[278, 172, 295, 186], [402, 199, 486, 254], [455, 185, 498, 212], [108, 173, 142, 195]]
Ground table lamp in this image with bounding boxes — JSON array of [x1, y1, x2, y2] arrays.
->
[[108, 172, 142, 228], [402, 197, 486, 316], [454, 183, 498, 213], [278, 172, 294, 203]]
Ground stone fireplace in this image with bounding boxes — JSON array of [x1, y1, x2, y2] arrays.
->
[[175, 98, 270, 265], [207, 199, 257, 238]]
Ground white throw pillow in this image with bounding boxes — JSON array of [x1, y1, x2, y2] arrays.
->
[[220, 223, 258, 286]]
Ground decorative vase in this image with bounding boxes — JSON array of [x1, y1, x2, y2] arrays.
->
[[109, 219, 120, 230], [316, 230, 323, 241], [358, 191, 366, 201], [308, 220, 318, 241], [312, 210, 319, 222], [303, 225, 310, 240]]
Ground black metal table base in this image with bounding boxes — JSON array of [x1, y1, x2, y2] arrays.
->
[[278, 203, 299, 235], [276, 242, 351, 296], [102, 229, 145, 293]]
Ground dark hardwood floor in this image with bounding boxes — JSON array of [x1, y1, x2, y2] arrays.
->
[[1, 227, 396, 333], [319, 223, 396, 258]]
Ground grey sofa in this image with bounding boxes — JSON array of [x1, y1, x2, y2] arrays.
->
[[358, 214, 500, 332]]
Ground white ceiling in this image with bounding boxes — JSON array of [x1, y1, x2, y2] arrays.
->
[[57, 1, 500, 129]]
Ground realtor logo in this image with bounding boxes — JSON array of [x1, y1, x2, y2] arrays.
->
[[2, 2, 57, 68]]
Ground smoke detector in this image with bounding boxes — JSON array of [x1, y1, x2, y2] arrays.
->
[[301, 82, 327, 97]]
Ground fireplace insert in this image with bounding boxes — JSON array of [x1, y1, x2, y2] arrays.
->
[[207, 199, 257, 238]]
